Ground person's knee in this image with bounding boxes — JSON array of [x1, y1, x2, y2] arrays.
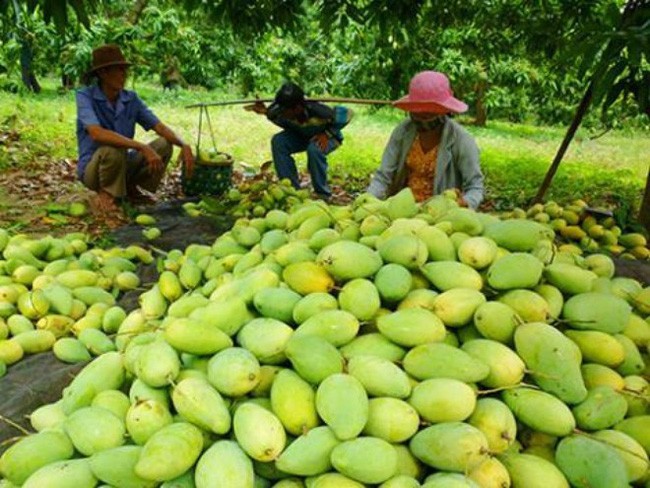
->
[[95, 146, 127, 170], [271, 133, 290, 153], [306, 143, 325, 160], [151, 138, 173, 164]]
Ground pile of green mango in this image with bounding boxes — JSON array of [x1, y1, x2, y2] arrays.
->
[[501, 198, 649, 260], [0, 228, 153, 376], [2, 187, 650, 487]]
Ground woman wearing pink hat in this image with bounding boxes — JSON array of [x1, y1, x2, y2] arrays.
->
[[368, 71, 484, 209]]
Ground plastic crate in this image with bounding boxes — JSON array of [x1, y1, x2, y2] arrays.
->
[[182, 153, 233, 196]]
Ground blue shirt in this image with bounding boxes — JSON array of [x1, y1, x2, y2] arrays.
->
[[75, 85, 160, 179], [266, 101, 351, 141]]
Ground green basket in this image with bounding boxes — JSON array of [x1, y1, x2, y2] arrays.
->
[[182, 152, 233, 196]]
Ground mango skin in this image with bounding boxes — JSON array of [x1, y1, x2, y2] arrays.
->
[[316, 373, 368, 440], [571, 386, 628, 431], [194, 440, 255, 488], [330, 437, 398, 484], [498, 453, 569, 488], [563, 292, 632, 334], [89, 445, 156, 488], [276, 426, 340, 476], [22, 459, 97, 488], [502, 387, 576, 437]]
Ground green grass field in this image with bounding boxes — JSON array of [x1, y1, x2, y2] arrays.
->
[[0, 80, 647, 215]]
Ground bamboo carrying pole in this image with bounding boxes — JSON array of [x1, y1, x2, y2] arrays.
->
[[185, 97, 393, 109]]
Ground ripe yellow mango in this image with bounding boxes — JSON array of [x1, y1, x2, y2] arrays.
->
[[283, 261, 335, 295], [409, 378, 476, 423], [377, 308, 446, 347], [409, 422, 489, 472], [316, 373, 368, 440], [194, 440, 255, 488], [233, 402, 286, 461], [403, 342, 489, 383], [502, 387, 575, 436], [270, 369, 319, 436], [276, 426, 340, 476], [420, 261, 483, 291]]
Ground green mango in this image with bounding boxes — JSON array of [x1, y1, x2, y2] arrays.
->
[[555, 434, 629, 488], [377, 308, 446, 347], [615, 416, 650, 453], [591, 430, 649, 482], [397, 288, 439, 311], [438, 208, 483, 236], [581, 363, 625, 391], [461, 339, 525, 388], [194, 440, 254, 488], [347, 355, 411, 398], [125, 399, 173, 445], [623, 313, 650, 347], [433, 288, 486, 327], [283, 261, 335, 295], [420, 261, 483, 291], [472, 301, 520, 344], [30, 401, 66, 432], [409, 422, 489, 472], [64, 406, 125, 456], [502, 387, 575, 436], [377, 234, 428, 270], [316, 241, 383, 282], [294, 309, 359, 347], [572, 386, 628, 431], [253, 287, 302, 323], [270, 369, 319, 436], [316, 373, 368, 440], [189, 297, 250, 336], [309, 472, 365, 487], [91, 390, 131, 421], [276, 426, 340, 476], [457, 236, 498, 270], [172, 377, 231, 434], [486, 252, 543, 290], [309, 228, 342, 252], [89, 446, 156, 488], [237, 317, 293, 364], [339, 333, 406, 363], [374, 264, 412, 303], [135, 340, 180, 388], [498, 453, 569, 488], [363, 398, 419, 443], [386, 188, 419, 220], [415, 225, 456, 261], [337, 279, 381, 321], [544, 263, 598, 295], [483, 219, 554, 252], [621, 375, 649, 416], [614, 334, 646, 376], [234, 402, 286, 462], [403, 342, 489, 382], [207, 347, 261, 396], [380, 475, 421, 488], [164, 317, 233, 356], [563, 292, 632, 334], [467, 457, 511, 488], [467, 398, 517, 454], [514, 322, 587, 404], [564, 330, 625, 367], [534, 283, 564, 319], [422, 472, 480, 487], [292, 292, 339, 324], [78, 328, 115, 356], [498, 289, 550, 323], [285, 334, 344, 384], [330, 437, 398, 484], [22, 459, 97, 488], [409, 378, 476, 423]]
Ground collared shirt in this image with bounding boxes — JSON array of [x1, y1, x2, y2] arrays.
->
[[367, 117, 484, 209], [266, 101, 351, 140], [75, 85, 160, 179]]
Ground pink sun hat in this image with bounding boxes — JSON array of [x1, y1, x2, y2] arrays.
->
[[393, 71, 468, 114]]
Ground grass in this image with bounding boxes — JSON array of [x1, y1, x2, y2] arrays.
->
[[0, 78, 647, 215]]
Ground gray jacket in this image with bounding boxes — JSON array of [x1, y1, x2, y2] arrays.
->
[[367, 117, 484, 209]]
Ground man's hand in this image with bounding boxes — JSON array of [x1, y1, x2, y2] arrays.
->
[[312, 133, 330, 152], [244, 101, 267, 115], [180, 144, 195, 178], [141, 145, 164, 173]]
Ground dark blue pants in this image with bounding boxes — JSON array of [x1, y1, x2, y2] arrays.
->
[[271, 130, 339, 197]]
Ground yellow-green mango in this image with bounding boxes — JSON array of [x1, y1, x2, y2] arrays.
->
[[614, 334, 645, 376], [276, 426, 340, 476], [619, 233, 647, 248], [502, 387, 575, 436], [0, 430, 74, 485], [163, 317, 233, 356], [403, 342, 489, 382], [172, 377, 231, 434], [486, 252, 543, 290], [347, 355, 411, 398], [310, 472, 365, 487], [316, 241, 383, 282], [253, 287, 302, 323], [409, 378, 476, 423], [457, 236, 498, 270], [534, 283, 564, 319], [415, 225, 456, 261], [195, 440, 255, 488], [377, 308, 446, 347], [374, 264, 412, 303], [297, 213, 332, 240], [467, 398, 517, 453], [158, 271, 183, 302], [555, 434, 629, 488], [232, 249, 264, 276], [498, 453, 569, 488], [295, 309, 359, 347], [129, 378, 170, 409], [64, 406, 125, 456], [135, 340, 180, 388], [498, 289, 549, 323], [467, 457, 511, 488], [461, 339, 525, 387], [135, 422, 204, 482], [515, 322, 586, 403], [378, 474, 420, 488], [544, 263, 598, 295], [438, 208, 483, 236], [138, 285, 167, 320], [232, 225, 262, 247], [189, 297, 250, 336], [266, 209, 289, 230], [8, 314, 34, 335], [433, 288, 486, 327], [615, 415, 650, 453], [377, 234, 428, 270], [72, 286, 115, 306], [563, 292, 631, 334], [309, 228, 342, 252], [472, 301, 520, 344], [621, 375, 649, 416], [397, 288, 439, 311], [56, 269, 98, 288], [285, 334, 344, 385], [483, 220, 554, 252], [360, 214, 390, 237], [207, 347, 260, 396], [12, 329, 55, 354], [422, 472, 480, 487], [564, 330, 624, 367], [591, 429, 649, 482], [42, 284, 73, 316], [100, 306, 125, 334], [330, 437, 398, 484], [393, 444, 425, 480], [22, 459, 97, 488], [572, 385, 628, 430], [292, 292, 338, 324], [623, 313, 650, 347], [89, 445, 155, 488], [316, 373, 368, 440], [78, 328, 115, 356], [409, 422, 489, 472], [17, 289, 50, 319], [583, 253, 616, 278], [274, 241, 317, 267], [634, 287, 650, 315], [420, 261, 483, 291], [340, 333, 406, 363], [125, 399, 173, 445], [234, 402, 286, 461], [581, 363, 626, 391], [91, 390, 130, 421], [30, 401, 66, 432], [363, 398, 419, 443], [53, 337, 91, 363], [237, 317, 293, 364], [260, 229, 289, 254], [387, 188, 419, 220], [283, 261, 335, 295], [337, 279, 381, 321], [270, 369, 318, 436], [167, 294, 209, 318]]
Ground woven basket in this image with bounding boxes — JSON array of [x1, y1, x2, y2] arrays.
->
[[181, 152, 233, 196]]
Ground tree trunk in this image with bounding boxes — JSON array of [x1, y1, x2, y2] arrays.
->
[[533, 82, 593, 203], [474, 79, 488, 126], [640, 166, 650, 232], [19, 38, 40, 93], [127, 0, 150, 25]]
